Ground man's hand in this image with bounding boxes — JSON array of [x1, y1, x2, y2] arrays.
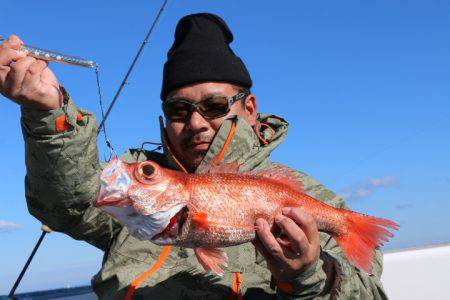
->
[[0, 35, 62, 110], [253, 207, 321, 283]]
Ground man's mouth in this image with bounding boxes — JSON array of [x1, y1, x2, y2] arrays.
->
[[152, 206, 188, 242], [189, 141, 210, 151], [182, 134, 214, 151]]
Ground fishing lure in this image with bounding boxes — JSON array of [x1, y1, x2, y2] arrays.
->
[[0, 35, 97, 69]]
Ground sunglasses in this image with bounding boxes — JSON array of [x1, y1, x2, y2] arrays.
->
[[162, 91, 249, 121]]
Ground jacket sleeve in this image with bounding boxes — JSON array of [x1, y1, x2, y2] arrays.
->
[[276, 174, 388, 299], [20, 93, 122, 251]]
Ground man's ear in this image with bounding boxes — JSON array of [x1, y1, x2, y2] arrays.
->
[[244, 94, 258, 126]]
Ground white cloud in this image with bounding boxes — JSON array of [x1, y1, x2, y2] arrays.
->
[[0, 220, 21, 233], [369, 176, 396, 187], [339, 176, 397, 200]]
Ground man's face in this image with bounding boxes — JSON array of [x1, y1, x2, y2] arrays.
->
[[165, 82, 257, 172]]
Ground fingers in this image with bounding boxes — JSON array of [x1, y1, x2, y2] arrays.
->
[[4, 56, 37, 97], [0, 35, 60, 109], [252, 239, 275, 266], [22, 60, 49, 96], [0, 35, 26, 66], [1, 35, 24, 50], [282, 207, 319, 246], [28, 59, 48, 76], [274, 214, 309, 255], [0, 49, 26, 67], [255, 218, 285, 261], [0, 35, 27, 86], [254, 210, 321, 282]]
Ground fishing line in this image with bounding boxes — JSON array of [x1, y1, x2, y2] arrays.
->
[[96, 0, 169, 135], [95, 67, 117, 159], [7, 1, 170, 297]]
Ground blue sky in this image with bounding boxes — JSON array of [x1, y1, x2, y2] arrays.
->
[[1, 0, 449, 294]]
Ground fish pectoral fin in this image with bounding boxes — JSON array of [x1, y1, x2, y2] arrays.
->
[[194, 247, 228, 276], [191, 212, 209, 228]]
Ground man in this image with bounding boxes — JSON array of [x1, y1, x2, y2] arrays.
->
[[0, 14, 387, 299]]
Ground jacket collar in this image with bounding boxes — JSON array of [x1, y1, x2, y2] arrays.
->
[[160, 114, 289, 173]]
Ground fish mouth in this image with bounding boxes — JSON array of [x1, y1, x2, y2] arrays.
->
[[151, 206, 188, 243], [93, 196, 130, 208]]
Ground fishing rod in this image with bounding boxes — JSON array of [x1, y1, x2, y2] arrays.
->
[[7, 0, 169, 296], [8, 225, 51, 298], [97, 0, 169, 134]]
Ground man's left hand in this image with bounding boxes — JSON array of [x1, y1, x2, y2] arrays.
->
[[253, 207, 321, 282]]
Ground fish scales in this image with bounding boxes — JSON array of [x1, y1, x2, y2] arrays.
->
[[184, 173, 279, 247], [93, 158, 399, 275]]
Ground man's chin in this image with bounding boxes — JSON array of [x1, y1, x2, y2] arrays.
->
[[183, 151, 208, 172]]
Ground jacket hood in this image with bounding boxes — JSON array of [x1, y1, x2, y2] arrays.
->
[[161, 114, 289, 173]]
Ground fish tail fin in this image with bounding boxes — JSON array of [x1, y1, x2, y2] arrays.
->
[[334, 212, 399, 274]]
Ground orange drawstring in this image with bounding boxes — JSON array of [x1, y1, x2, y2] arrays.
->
[[124, 246, 173, 300], [270, 276, 295, 294], [214, 119, 237, 165], [124, 116, 188, 300], [228, 272, 243, 300], [125, 117, 238, 299], [255, 122, 275, 145], [159, 116, 188, 173], [216, 120, 243, 300]]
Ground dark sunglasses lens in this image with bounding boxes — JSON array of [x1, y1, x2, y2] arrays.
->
[[198, 97, 230, 118], [164, 101, 191, 120]]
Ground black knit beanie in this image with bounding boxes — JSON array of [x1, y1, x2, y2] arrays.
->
[[161, 13, 253, 100]]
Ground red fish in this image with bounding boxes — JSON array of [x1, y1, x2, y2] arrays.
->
[[93, 158, 398, 276]]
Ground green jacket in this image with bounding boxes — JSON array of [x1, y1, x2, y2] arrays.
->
[[21, 96, 387, 299]]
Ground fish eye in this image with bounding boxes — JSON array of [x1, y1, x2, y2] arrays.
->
[[135, 161, 158, 184], [142, 164, 155, 177]]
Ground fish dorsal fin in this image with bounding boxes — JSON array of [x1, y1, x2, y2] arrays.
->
[[194, 247, 228, 276], [212, 159, 241, 174], [197, 154, 249, 175], [255, 163, 304, 193]]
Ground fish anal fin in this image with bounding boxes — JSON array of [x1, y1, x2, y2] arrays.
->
[[194, 247, 228, 276], [256, 163, 304, 192]]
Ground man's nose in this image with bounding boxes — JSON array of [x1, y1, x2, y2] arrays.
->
[[186, 110, 209, 132]]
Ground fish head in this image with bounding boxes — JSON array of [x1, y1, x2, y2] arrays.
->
[[93, 158, 190, 244], [93, 157, 134, 209]]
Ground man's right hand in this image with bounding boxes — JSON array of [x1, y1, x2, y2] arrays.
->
[[0, 35, 63, 110]]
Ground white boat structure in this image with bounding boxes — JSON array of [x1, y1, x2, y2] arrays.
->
[[382, 243, 450, 300]]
